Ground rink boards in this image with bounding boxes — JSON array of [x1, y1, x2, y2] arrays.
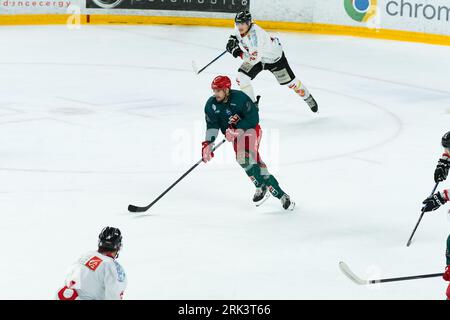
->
[[1, 0, 450, 46]]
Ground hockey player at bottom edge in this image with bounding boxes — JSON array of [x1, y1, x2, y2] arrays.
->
[[445, 234, 450, 300], [201, 75, 295, 211], [421, 131, 450, 299], [226, 10, 318, 113], [56, 227, 127, 300], [422, 131, 450, 212]]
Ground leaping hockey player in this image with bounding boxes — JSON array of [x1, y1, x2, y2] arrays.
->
[[226, 10, 318, 113], [56, 227, 127, 300], [421, 131, 450, 299], [201, 75, 295, 211]]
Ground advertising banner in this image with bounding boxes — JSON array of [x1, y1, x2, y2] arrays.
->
[[86, 0, 250, 12]]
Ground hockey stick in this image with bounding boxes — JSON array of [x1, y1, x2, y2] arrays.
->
[[406, 182, 439, 247], [339, 261, 443, 285], [128, 139, 226, 213], [192, 50, 227, 75]]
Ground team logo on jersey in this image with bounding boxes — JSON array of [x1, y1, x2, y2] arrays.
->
[[344, 0, 378, 22], [225, 109, 232, 116], [85, 256, 103, 271]]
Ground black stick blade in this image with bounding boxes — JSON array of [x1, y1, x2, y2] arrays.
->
[[128, 204, 148, 213]]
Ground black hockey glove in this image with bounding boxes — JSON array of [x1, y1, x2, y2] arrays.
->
[[434, 155, 450, 183], [226, 35, 243, 58], [422, 192, 448, 212]]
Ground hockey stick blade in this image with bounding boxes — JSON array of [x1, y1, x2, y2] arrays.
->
[[339, 261, 443, 285], [192, 61, 199, 74], [128, 204, 149, 213], [127, 140, 227, 214], [339, 261, 368, 285]]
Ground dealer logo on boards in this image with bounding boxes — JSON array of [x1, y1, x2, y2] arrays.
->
[[86, 0, 250, 12], [344, 0, 379, 22], [90, 0, 124, 9]]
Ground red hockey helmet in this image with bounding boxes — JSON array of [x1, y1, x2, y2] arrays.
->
[[211, 76, 232, 90]]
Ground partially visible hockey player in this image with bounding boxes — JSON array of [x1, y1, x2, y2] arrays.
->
[[444, 234, 450, 300], [201, 75, 295, 210], [422, 131, 450, 213], [56, 227, 127, 300], [226, 10, 318, 113], [421, 131, 450, 299]]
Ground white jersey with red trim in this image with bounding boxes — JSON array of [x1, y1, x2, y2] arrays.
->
[[234, 23, 283, 65], [56, 251, 127, 300]]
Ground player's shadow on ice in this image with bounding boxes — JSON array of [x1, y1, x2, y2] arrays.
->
[[260, 205, 298, 215]]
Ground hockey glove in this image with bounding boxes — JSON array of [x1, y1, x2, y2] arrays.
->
[[422, 191, 448, 212], [444, 266, 450, 282], [434, 154, 450, 183], [201, 141, 214, 163], [226, 35, 243, 58], [225, 128, 241, 142]]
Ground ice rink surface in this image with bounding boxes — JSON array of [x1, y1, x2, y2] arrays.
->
[[0, 24, 449, 299]]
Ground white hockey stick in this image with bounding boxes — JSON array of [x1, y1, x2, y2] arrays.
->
[[192, 60, 199, 74], [339, 261, 443, 285], [339, 261, 368, 285], [191, 50, 227, 75]]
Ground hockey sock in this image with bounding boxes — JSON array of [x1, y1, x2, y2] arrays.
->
[[259, 164, 285, 199], [287, 78, 311, 100], [237, 73, 257, 102]]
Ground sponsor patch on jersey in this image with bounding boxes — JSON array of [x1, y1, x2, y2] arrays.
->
[[85, 256, 103, 271], [114, 261, 126, 282]]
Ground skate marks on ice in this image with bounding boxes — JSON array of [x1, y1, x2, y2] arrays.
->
[[0, 64, 402, 175]]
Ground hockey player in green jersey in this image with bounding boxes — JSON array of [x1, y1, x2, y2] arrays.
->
[[201, 75, 295, 210]]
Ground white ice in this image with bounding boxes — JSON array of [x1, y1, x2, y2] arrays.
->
[[0, 24, 449, 300]]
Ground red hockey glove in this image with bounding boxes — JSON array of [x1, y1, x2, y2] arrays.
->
[[444, 266, 450, 281], [225, 128, 241, 142], [201, 141, 214, 163]]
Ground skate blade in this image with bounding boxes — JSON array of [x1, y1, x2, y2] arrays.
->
[[255, 193, 271, 207]]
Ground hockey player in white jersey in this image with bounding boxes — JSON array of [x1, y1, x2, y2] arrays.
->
[[226, 10, 318, 113], [422, 131, 450, 213], [56, 227, 127, 300], [421, 131, 450, 299]]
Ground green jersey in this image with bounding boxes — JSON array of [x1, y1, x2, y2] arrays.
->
[[204, 90, 259, 142]]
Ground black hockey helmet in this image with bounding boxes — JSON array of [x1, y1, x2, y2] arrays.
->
[[98, 226, 122, 251], [442, 131, 450, 148], [235, 10, 252, 24]]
